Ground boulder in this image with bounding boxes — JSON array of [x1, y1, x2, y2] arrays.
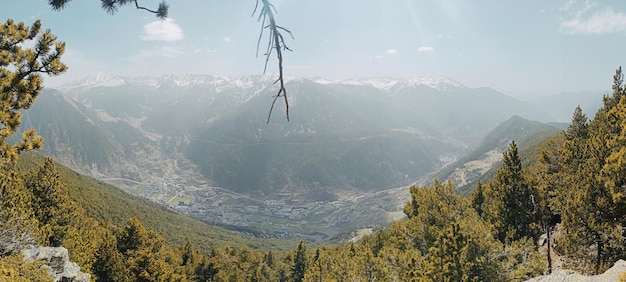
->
[[21, 245, 90, 282], [526, 260, 626, 282]]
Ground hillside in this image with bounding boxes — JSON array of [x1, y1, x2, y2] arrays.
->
[[17, 152, 298, 252], [425, 115, 560, 193], [18, 90, 131, 177]]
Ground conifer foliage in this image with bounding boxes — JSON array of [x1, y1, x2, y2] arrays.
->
[[2, 13, 626, 280], [554, 67, 626, 273], [0, 18, 66, 261], [482, 141, 541, 243], [0, 19, 66, 166], [531, 67, 626, 274]]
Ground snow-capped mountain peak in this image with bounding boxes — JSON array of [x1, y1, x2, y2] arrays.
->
[[341, 77, 401, 91], [314, 76, 466, 92], [57, 73, 268, 94], [56, 73, 468, 98], [402, 76, 465, 90], [57, 72, 127, 93]]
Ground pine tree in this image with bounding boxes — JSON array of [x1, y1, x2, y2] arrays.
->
[[180, 241, 203, 280], [25, 157, 77, 246], [484, 141, 541, 243], [0, 166, 37, 256], [92, 231, 129, 282], [535, 134, 565, 217], [601, 77, 626, 215], [0, 18, 65, 259], [194, 257, 218, 282], [117, 217, 148, 255], [533, 135, 567, 274], [24, 158, 104, 271], [565, 106, 589, 140], [423, 224, 477, 282], [116, 218, 188, 281], [470, 180, 485, 217], [558, 66, 626, 274], [0, 252, 51, 282], [291, 241, 307, 282], [402, 180, 503, 280], [560, 105, 590, 177], [0, 19, 66, 166], [308, 248, 324, 282]]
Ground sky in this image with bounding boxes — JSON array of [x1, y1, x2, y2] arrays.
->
[[2, 0, 626, 100]]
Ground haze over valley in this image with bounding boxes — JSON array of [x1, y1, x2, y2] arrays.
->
[[18, 72, 603, 239]]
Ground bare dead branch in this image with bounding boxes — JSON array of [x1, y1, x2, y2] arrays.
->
[[52, 1, 291, 121], [255, 14, 267, 58], [254, 0, 293, 123], [0, 216, 38, 257]]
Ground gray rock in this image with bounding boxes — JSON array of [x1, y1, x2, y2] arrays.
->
[[526, 260, 626, 282], [21, 245, 91, 282]]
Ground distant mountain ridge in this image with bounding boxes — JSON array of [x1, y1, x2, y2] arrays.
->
[[58, 72, 279, 95], [316, 76, 465, 92], [37, 73, 559, 199]]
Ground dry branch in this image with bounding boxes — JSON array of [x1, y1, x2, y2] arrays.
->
[[254, 0, 293, 123]]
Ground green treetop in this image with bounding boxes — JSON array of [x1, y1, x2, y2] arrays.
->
[[0, 19, 66, 166], [483, 141, 541, 243]]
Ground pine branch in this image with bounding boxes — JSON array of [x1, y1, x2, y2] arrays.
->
[[50, 0, 167, 19]]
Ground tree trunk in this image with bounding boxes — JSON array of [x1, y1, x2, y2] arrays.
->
[[595, 240, 602, 275], [546, 221, 552, 274]]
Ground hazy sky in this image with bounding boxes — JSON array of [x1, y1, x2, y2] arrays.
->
[[3, 0, 626, 99]]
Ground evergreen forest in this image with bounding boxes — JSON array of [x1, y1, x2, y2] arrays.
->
[[1, 18, 626, 282]]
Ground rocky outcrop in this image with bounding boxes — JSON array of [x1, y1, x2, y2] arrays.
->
[[21, 245, 90, 282], [526, 260, 626, 282]]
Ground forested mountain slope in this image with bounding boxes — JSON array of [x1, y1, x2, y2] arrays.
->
[[17, 152, 298, 252], [426, 115, 560, 193]]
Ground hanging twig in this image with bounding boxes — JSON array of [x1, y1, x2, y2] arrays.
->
[[253, 0, 293, 123], [51, 0, 291, 122]]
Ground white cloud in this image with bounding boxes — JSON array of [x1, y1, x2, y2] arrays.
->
[[417, 46, 434, 52], [386, 49, 398, 55], [374, 55, 384, 59], [222, 36, 232, 43], [561, 8, 626, 35], [141, 18, 184, 41]]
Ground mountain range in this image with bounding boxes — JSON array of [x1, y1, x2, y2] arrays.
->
[[22, 73, 600, 201]]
